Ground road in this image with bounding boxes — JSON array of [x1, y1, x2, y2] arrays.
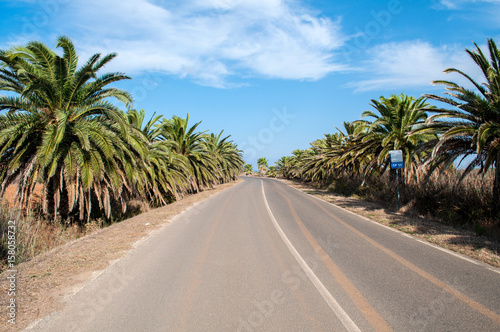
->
[[27, 177, 500, 331]]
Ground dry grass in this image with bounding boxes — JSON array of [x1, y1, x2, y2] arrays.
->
[[0, 206, 86, 273], [322, 170, 500, 240], [1, 183, 87, 273]]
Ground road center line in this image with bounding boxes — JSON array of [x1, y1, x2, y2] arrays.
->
[[308, 194, 500, 326], [249, 188, 323, 329], [260, 180, 361, 332], [274, 189, 393, 332]]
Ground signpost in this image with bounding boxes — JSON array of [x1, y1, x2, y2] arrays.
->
[[389, 150, 403, 210]]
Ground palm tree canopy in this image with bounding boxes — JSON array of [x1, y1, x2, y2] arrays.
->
[[420, 38, 500, 211], [161, 114, 218, 191], [0, 36, 133, 221], [243, 164, 253, 173], [202, 130, 244, 183], [356, 94, 436, 181], [257, 157, 269, 169], [422, 39, 500, 175]]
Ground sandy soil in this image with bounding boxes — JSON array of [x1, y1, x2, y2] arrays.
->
[[0, 180, 241, 332]]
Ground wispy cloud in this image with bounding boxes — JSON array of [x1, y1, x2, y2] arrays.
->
[[347, 40, 483, 92], [51, 0, 346, 88], [432, 0, 500, 30], [437, 0, 500, 9]]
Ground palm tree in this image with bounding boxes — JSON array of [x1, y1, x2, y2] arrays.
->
[[356, 94, 436, 182], [0, 36, 134, 221], [421, 38, 500, 212], [257, 157, 268, 175], [161, 115, 218, 192], [126, 109, 190, 204], [267, 166, 278, 177], [301, 122, 365, 183], [243, 164, 253, 175], [275, 156, 295, 178], [202, 131, 244, 183]]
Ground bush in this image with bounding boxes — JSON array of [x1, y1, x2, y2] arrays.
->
[[327, 174, 364, 196]]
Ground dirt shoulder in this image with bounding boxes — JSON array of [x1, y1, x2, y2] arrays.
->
[[0, 180, 241, 332], [278, 178, 500, 269]]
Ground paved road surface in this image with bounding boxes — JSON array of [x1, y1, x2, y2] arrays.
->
[[27, 177, 500, 331]]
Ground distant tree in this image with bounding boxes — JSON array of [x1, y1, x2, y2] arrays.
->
[[275, 156, 294, 178], [160, 115, 217, 192], [301, 122, 362, 183], [267, 166, 277, 178], [257, 157, 268, 174], [202, 131, 244, 183], [243, 164, 253, 175]]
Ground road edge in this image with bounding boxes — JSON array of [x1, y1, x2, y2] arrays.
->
[[273, 178, 500, 275], [1, 180, 243, 332]]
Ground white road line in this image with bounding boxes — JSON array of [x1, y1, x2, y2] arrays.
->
[[279, 179, 500, 276], [260, 180, 361, 332]]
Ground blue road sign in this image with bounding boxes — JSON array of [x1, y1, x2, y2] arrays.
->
[[389, 150, 403, 169], [391, 162, 403, 169]]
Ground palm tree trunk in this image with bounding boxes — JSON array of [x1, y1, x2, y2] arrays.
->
[[494, 153, 500, 216], [45, 177, 57, 222]]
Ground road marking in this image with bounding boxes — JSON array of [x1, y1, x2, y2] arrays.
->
[[275, 190, 393, 332], [249, 188, 323, 329], [260, 180, 362, 332], [281, 178, 500, 275], [309, 195, 500, 326]]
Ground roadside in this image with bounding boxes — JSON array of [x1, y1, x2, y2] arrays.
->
[[3, 175, 499, 331], [0, 180, 241, 332], [278, 178, 500, 269]]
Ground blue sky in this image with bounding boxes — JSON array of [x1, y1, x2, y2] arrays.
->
[[0, 0, 499, 168]]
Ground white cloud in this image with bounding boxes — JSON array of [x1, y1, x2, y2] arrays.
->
[[53, 0, 345, 87], [438, 0, 500, 9], [434, 0, 500, 28], [438, 0, 458, 9], [347, 40, 484, 92]]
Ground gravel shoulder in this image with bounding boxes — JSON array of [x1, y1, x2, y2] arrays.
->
[[277, 178, 500, 269], [0, 180, 241, 332]]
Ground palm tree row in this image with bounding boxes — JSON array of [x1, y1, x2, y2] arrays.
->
[[277, 94, 436, 183], [0, 36, 244, 223], [275, 38, 500, 214]]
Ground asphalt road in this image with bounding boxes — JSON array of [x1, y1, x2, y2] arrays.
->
[[27, 177, 500, 331]]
